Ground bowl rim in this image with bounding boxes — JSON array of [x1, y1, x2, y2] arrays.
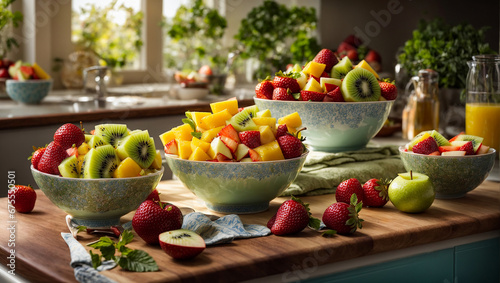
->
[[31, 165, 164, 180], [6, 78, 54, 84], [253, 97, 395, 105], [398, 146, 497, 158], [164, 150, 309, 164]]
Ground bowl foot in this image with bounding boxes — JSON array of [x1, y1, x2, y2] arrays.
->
[[205, 202, 269, 214], [68, 215, 121, 229]]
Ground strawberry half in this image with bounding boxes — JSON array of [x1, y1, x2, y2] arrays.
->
[[379, 80, 397, 100], [272, 87, 295, 101], [239, 130, 261, 149], [313, 49, 338, 73], [336, 178, 364, 205], [270, 196, 320, 236], [8, 185, 37, 213], [322, 194, 363, 235], [412, 136, 439, 155], [300, 90, 325, 102], [37, 141, 69, 175], [53, 123, 85, 149], [362, 178, 390, 207], [323, 87, 344, 102], [272, 71, 301, 94], [458, 141, 475, 155], [255, 77, 274, 100]]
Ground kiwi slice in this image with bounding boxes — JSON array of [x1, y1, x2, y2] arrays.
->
[[454, 134, 484, 152], [243, 105, 260, 118], [116, 130, 156, 169], [331, 57, 353, 79], [58, 155, 81, 178], [429, 130, 450, 146], [81, 145, 120, 179], [88, 135, 109, 149], [341, 68, 381, 102], [94, 124, 129, 147], [228, 109, 259, 132], [84, 134, 93, 143]]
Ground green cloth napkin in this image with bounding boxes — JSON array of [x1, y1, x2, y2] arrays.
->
[[281, 145, 406, 196]]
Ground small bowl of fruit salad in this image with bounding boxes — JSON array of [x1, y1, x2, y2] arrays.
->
[[6, 61, 53, 104], [30, 123, 164, 228], [160, 98, 308, 214], [399, 130, 496, 199], [253, 49, 394, 152]]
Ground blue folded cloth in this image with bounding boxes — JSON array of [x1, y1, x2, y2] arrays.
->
[[182, 212, 271, 245], [61, 233, 117, 283]]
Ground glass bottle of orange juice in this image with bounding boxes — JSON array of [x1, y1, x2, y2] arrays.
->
[[466, 55, 500, 158], [402, 69, 440, 140]]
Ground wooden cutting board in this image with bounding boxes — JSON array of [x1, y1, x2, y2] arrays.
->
[[1, 180, 499, 283]]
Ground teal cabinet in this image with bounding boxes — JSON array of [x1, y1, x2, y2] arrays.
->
[[306, 237, 500, 283]]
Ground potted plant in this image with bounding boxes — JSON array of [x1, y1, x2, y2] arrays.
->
[[397, 18, 496, 137], [233, 0, 320, 81]]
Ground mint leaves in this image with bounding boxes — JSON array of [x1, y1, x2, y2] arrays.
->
[[87, 230, 158, 272]]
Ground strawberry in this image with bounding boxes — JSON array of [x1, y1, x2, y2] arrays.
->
[[248, 148, 261, 161], [66, 145, 79, 157], [364, 50, 381, 63], [312, 49, 338, 73], [336, 178, 364, 204], [29, 146, 46, 170], [343, 34, 363, 47], [458, 141, 475, 155], [346, 49, 358, 61], [132, 200, 183, 245], [8, 185, 37, 213], [270, 196, 320, 235], [218, 124, 240, 143], [275, 124, 288, 138], [272, 71, 301, 93], [337, 41, 356, 55], [272, 87, 295, 101], [379, 80, 397, 100], [323, 87, 344, 102], [37, 141, 69, 175], [362, 178, 390, 207], [300, 90, 325, 101], [277, 131, 305, 159], [412, 136, 439, 155], [255, 77, 274, 100], [238, 130, 261, 149], [266, 214, 276, 229], [53, 123, 85, 149], [146, 189, 160, 202], [322, 194, 363, 235]]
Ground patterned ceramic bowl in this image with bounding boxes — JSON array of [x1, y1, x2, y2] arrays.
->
[[165, 152, 308, 214], [399, 147, 496, 199], [31, 166, 164, 227], [6, 79, 53, 104], [254, 98, 393, 152]]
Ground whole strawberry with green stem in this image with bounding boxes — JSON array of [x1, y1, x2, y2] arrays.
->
[[277, 128, 306, 159], [322, 194, 363, 235], [37, 141, 69, 175], [379, 79, 397, 100], [28, 146, 46, 170], [362, 178, 390, 207], [132, 200, 183, 245], [336, 178, 365, 204], [8, 185, 37, 213], [273, 71, 301, 94], [272, 87, 295, 101], [255, 76, 274, 100], [269, 196, 320, 236], [54, 123, 85, 149]]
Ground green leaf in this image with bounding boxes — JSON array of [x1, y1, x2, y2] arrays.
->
[[88, 236, 115, 249], [191, 131, 202, 139], [182, 118, 196, 131], [117, 250, 158, 272], [119, 230, 134, 246], [322, 230, 337, 237], [308, 217, 321, 230], [89, 250, 102, 269]]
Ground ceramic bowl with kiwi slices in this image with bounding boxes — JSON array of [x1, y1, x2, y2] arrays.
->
[[31, 123, 164, 228]]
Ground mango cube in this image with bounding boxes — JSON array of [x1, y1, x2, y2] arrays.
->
[[303, 77, 324, 93], [188, 111, 211, 131], [177, 140, 192, 159], [254, 140, 285, 161], [259, 125, 276, 145], [278, 112, 302, 129], [114, 157, 142, 178], [256, 109, 272, 118], [210, 98, 239, 116], [173, 124, 194, 141], [201, 109, 232, 129], [190, 136, 210, 152], [159, 130, 176, 147], [302, 61, 326, 78], [150, 150, 162, 169], [354, 60, 380, 79], [253, 117, 277, 135], [201, 126, 224, 143], [189, 147, 211, 161]]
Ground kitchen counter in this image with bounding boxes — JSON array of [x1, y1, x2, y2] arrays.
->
[[1, 179, 499, 283]]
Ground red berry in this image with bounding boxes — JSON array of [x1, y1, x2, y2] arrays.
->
[[238, 130, 261, 149], [146, 189, 160, 202], [300, 90, 325, 101], [458, 141, 475, 155], [29, 146, 46, 170], [132, 200, 183, 245], [379, 81, 397, 100], [272, 87, 295, 101], [323, 87, 344, 102], [275, 124, 288, 138], [322, 194, 363, 235], [271, 196, 319, 236], [336, 178, 364, 204], [54, 123, 85, 149], [8, 185, 37, 213], [412, 136, 439, 155], [255, 78, 274, 100], [277, 134, 304, 159], [272, 72, 300, 94], [37, 141, 69, 175], [362, 178, 389, 207], [312, 48, 338, 73]]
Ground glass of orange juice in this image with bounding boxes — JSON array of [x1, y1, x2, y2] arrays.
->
[[466, 55, 500, 158]]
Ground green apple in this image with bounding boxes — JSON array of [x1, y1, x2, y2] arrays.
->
[[388, 172, 435, 213]]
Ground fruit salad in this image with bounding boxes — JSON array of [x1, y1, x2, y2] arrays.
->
[[160, 98, 306, 162], [8, 60, 51, 81], [404, 130, 491, 156], [30, 123, 162, 178], [255, 48, 396, 102]]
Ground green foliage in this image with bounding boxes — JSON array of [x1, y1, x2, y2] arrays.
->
[[234, 0, 320, 80], [163, 0, 227, 72], [0, 0, 23, 58], [398, 18, 495, 89], [72, 0, 143, 69], [87, 230, 158, 272]]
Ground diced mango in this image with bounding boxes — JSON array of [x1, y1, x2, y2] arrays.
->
[[201, 109, 232, 129], [256, 109, 272, 118], [173, 124, 193, 141], [254, 140, 285, 161], [189, 147, 211, 161], [259, 125, 276, 145], [354, 60, 380, 79], [303, 77, 324, 93], [253, 117, 277, 135], [113, 157, 142, 178], [150, 150, 162, 169], [210, 98, 239, 116], [77, 142, 91, 156], [190, 137, 210, 152], [177, 140, 192, 159], [159, 130, 176, 147], [201, 126, 224, 143], [302, 61, 326, 78], [188, 111, 211, 131], [278, 112, 302, 129]]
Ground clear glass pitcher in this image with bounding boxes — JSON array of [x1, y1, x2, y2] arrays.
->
[[402, 69, 440, 140], [465, 54, 500, 157]]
